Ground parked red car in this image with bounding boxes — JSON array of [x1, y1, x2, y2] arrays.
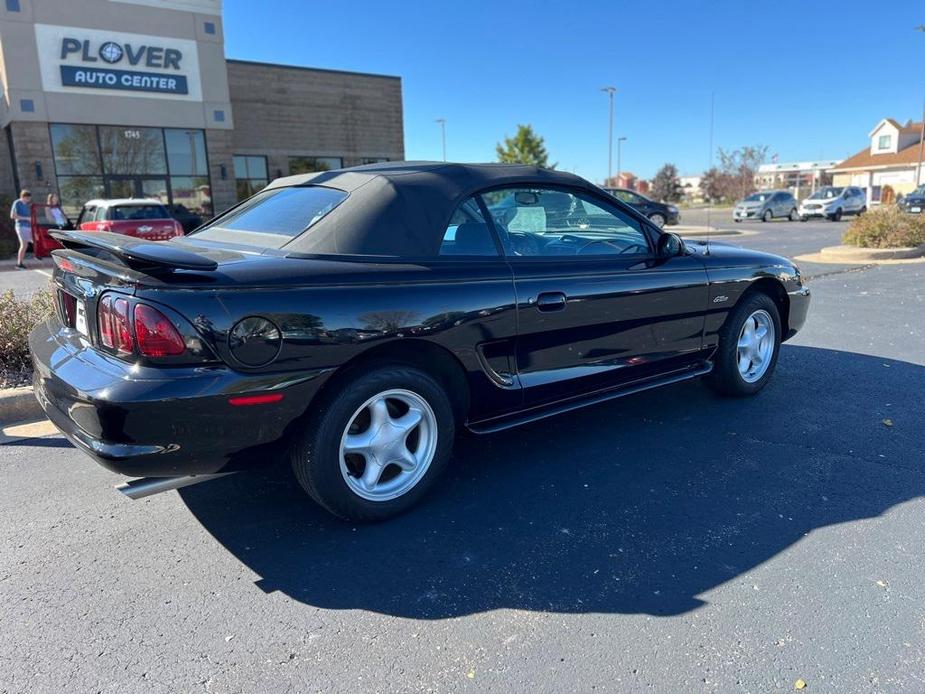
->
[[76, 199, 184, 241]]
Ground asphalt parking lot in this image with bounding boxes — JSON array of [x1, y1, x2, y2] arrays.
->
[[2, 220, 924, 692]]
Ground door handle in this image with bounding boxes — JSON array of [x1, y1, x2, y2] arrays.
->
[[535, 291, 567, 311]]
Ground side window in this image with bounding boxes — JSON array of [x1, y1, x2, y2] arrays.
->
[[95, 206, 108, 222], [439, 196, 498, 256], [481, 187, 651, 258]]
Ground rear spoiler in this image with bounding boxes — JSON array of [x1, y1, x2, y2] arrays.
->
[[50, 231, 218, 273]]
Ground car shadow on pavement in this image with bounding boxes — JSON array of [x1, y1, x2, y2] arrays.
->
[[179, 345, 925, 618]]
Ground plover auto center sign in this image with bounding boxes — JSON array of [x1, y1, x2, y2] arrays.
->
[[34, 24, 202, 101]]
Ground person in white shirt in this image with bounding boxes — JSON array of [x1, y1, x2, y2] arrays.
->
[[45, 193, 70, 228]]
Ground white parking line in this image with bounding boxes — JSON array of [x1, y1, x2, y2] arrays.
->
[[31, 268, 52, 278]]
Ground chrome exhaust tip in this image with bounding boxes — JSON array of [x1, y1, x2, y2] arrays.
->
[[116, 473, 232, 500]]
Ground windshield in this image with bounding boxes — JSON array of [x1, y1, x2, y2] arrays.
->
[[193, 185, 347, 249], [744, 193, 771, 202], [910, 185, 925, 196], [110, 204, 169, 221], [808, 187, 844, 200]]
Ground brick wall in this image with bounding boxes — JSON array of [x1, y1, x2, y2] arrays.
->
[[8, 121, 56, 200], [226, 61, 404, 173], [205, 128, 236, 213]]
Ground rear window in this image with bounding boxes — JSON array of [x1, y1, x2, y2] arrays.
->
[[110, 204, 169, 221], [193, 186, 347, 249]]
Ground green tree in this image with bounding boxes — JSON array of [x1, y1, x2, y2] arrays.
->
[[651, 163, 682, 202], [495, 124, 555, 168]]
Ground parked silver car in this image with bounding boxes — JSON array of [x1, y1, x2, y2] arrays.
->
[[733, 190, 798, 223], [798, 186, 867, 222]]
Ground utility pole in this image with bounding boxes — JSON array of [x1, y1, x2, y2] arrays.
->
[[601, 87, 616, 185], [435, 118, 447, 162], [617, 137, 627, 186], [918, 101, 925, 187]]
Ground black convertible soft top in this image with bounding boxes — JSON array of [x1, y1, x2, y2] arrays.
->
[[264, 161, 598, 257]]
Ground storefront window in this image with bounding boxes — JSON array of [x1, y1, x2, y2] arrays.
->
[[57, 176, 104, 217], [170, 176, 213, 217], [98, 126, 167, 175], [49, 123, 213, 217], [165, 129, 208, 176], [50, 124, 101, 175], [233, 154, 269, 201], [289, 156, 342, 175]]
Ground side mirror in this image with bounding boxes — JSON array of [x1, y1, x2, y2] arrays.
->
[[656, 232, 684, 257]]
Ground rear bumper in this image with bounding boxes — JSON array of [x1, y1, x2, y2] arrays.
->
[[30, 318, 329, 477]]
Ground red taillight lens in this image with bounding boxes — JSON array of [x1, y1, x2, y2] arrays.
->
[[60, 291, 76, 327], [133, 304, 185, 357], [112, 298, 133, 353], [98, 295, 115, 347]]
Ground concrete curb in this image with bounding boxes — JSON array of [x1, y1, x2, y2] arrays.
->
[[818, 244, 925, 262], [0, 386, 44, 426]]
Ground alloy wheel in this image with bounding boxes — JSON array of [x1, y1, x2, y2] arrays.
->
[[736, 309, 775, 383], [339, 389, 438, 501], [650, 213, 666, 228]]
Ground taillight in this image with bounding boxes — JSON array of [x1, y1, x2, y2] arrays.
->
[[134, 304, 185, 357], [98, 295, 114, 347], [60, 291, 77, 327], [96, 295, 133, 352], [112, 298, 133, 352]]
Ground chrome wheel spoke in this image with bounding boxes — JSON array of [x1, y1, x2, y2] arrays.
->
[[368, 397, 390, 430], [343, 431, 374, 456], [392, 407, 422, 434], [360, 460, 386, 490], [393, 448, 418, 472], [738, 351, 751, 373]]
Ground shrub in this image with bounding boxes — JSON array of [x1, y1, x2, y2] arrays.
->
[[0, 288, 55, 388], [842, 205, 925, 249]]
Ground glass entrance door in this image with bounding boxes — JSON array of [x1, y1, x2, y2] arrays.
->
[[105, 177, 169, 204]]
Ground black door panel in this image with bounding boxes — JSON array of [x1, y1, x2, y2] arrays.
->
[[513, 255, 710, 406]]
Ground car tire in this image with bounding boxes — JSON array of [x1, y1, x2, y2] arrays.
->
[[789, 208, 799, 221], [800, 216, 808, 222], [649, 213, 666, 228], [830, 208, 842, 222], [762, 209, 772, 222], [706, 292, 781, 397], [858, 206, 867, 216], [289, 365, 456, 522]]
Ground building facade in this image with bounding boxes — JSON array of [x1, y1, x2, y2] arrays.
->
[[755, 160, 838, 199], [0, 0, 404, 217], [829, 119, 924, 203]]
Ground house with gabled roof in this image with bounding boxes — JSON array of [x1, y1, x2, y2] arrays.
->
[[830, 118, 925, 203]]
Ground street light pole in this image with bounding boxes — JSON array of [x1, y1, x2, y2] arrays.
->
[[435, 118, 447, 162], [915, 27, 925, 186], [601, 87, 616, 185], [617, 137, 627, 185]]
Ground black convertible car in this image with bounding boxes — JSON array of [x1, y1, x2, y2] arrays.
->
[[31, 162, 810, 521]]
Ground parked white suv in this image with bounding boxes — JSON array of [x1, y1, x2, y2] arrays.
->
[[799, 186, 867, 222]]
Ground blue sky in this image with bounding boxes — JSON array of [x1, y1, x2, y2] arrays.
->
[[224, 0, 925, 182]]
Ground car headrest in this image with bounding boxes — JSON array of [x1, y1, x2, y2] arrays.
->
[[454, 222, 497, 255]]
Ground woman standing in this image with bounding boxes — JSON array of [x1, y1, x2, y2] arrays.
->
[[45, 193, 71, 229]]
